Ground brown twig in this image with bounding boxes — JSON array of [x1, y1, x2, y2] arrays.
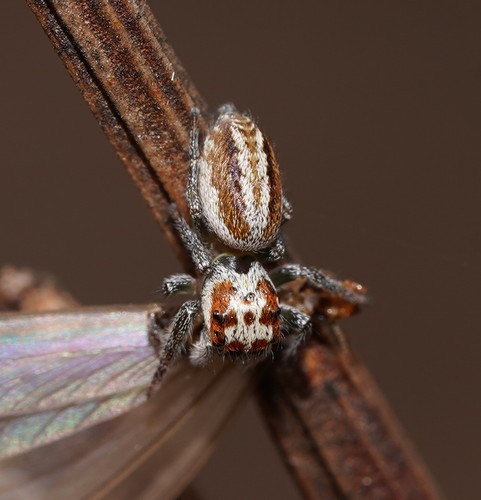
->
[[27, 0, 206, 269], [257, 322, 442, 500], [26, 1, 443, 498]]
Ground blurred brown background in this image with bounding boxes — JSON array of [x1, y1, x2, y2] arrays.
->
[[1, 2, 480, 499]]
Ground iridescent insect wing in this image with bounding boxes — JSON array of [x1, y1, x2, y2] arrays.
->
[[0, 359, 247, 499], [0, 305, 160, 458], [0, 306, 249, 499]]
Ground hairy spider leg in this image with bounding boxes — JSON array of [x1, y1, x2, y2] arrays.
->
[[188, 327, 212, 366], [162, 273, 197, 295], [258, 235, 286, 263], [169, 205, 211, 273], [270, 263, 368, 307], [147, 300, 199, 397], [279, 303, 312, 356], [186, 107, 207, 237], [282, 195, 293, 223]]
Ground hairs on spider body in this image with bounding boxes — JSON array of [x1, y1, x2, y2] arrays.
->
[[147, 105, 367, 396]]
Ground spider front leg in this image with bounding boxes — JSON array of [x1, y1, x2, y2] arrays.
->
[[279, 304, 312, 356], [162, 273, 197, 295], [189, 327, 215, 367], [270, 263, 368, 307], [148, 300, 199, 397]]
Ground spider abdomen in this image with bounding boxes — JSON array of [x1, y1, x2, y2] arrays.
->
[[197, 110, 283, 252]]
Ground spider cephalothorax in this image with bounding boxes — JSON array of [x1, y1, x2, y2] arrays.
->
[[201, 256, 281, 354], [147, 105, 367, 395]]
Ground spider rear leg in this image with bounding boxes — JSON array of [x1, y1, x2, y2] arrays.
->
[[261, 235, 286, 262], [218, 102, 237, 115], [186, 107, 207, 235], [281, 195, 293, 223], [147, 300, 199, 397], [168, 205, 211, 273], [270, 263, 368, 307]]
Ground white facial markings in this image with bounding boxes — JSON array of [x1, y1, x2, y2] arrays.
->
[[200, 260, 279, 351]]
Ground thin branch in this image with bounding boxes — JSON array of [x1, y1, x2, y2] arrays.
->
[[26, 1, 443, 499], [258, 322, 443, 500], [27, 0, 207, 269]]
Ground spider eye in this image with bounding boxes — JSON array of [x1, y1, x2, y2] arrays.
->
[[212, 310, 225, 324]]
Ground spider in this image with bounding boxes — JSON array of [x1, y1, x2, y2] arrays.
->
[[148, 105, 367, 394]]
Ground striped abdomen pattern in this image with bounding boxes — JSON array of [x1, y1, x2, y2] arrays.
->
[[198, 111, 283, 252]]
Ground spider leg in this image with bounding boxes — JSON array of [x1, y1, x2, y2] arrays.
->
[[279, 304, 312, 356], [218, 102, 237, 115], [147, 300, 199, 397], [189, 327, 214, 366], [169, 205, 211, 273], [262, 235, 286, 262], [270, 263, 368, 306], [186, 108, 207, 237], [281, 195, 293, 223], [162, 273, 197, 295]]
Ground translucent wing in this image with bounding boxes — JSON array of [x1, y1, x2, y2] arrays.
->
[[0, 305, 161, 458], [0, 306, 249, 499]]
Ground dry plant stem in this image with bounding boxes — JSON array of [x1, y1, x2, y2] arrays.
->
[[27, 0, 207, 269], [26, 1, 443, 499], [258, 323, 443, 500]]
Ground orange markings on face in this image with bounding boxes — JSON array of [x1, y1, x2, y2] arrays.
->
[[257, 279, 281, 341], [211, 329, 225, 346], [211, 281, 236, 314], [243, 311, 255, 326], [225, 341, 246, 352], [250, 339, 269, 352], [210, 281, 237, 345], [257, 277, 276, 295], [224, 310, 238, 327]]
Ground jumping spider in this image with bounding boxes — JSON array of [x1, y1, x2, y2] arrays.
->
[[148, 105, 367, 394]]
